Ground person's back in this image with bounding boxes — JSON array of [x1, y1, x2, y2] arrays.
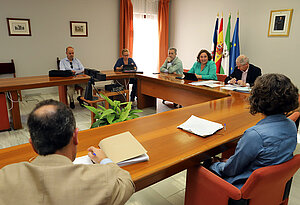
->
[[0, 99, 134, 205], [0, 154, 133, 205]]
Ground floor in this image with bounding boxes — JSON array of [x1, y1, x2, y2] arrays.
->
[[1, 91, 299, 205]]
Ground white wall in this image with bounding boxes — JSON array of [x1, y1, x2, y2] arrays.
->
[[169, 0, 300, 88], [0, 0, 119, 94]]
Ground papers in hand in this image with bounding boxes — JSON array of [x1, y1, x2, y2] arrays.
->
[[177, 115, 223, 137], [73, 131, 149, 166]]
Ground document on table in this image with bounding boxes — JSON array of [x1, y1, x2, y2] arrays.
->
[[189, 80, 222, 88], [73, 153, 149, 167], [177, 115, 223, 137], [73, 131, 149, 167], [221, 84, 251, 93]]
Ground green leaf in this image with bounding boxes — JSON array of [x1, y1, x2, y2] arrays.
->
[[129, 114, 140, 119], [107, 113, 116, 124], [99, 109, 116, 120], [97, 104, 107, 111], [129, 109, 143, 114], [84, 105, 101, 115], [100, 93, 115, 107]]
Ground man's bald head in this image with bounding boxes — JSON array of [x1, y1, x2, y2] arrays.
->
[[27, 100, 76, 155]]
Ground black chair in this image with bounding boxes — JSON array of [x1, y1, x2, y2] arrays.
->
[[0, 59, 22, 101]]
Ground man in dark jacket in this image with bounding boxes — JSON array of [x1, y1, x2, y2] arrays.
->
[[225, 55, 261, 87]]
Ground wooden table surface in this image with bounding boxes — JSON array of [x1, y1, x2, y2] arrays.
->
[[0, 72, 263, 191]]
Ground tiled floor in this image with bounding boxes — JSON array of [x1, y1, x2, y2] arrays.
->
[[0, 91, 299, 205]]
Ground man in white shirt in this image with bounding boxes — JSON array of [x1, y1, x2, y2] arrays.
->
[[60, 46, 86, 109]]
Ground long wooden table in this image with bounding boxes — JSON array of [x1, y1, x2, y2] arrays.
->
[[0, 75, 91, 129], [0, 72, 263, 191]]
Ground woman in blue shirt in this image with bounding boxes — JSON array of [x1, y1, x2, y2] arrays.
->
[[188, 49, 217, 80], [113, 49, 137, 102], [209, 73, 299, 189]]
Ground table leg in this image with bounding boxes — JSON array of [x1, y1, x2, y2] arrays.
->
[[58, 85, 68, 105], [137, 78, 156, 109], [9, 91, 22, 129]]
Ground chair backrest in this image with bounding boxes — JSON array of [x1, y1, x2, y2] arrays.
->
[[0, 59, 16, 76], [288, 112, 300, 130], [217, 74, 227, 82], [240, 154, 300, 205], [57, 57, 60, 70]]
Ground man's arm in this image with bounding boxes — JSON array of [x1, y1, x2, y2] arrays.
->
[[160, 59, 168, 73], [88, 146, 135, 204]]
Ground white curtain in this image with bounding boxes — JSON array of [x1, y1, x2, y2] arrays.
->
[[132, 0, 159, 73]]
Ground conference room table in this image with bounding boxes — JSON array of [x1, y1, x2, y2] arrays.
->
[[0, 71, 263, 191], [0, 72, 136, 129]]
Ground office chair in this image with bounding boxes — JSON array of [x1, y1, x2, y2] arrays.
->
[[185, 154, 300, 205], [217, 74, 227, 82], [0, 59, 22, 101]]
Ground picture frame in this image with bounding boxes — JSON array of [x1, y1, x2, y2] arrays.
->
[[70, 21, 88, 37], [7, 18, 31, 36], [268, 9, 293, 37]]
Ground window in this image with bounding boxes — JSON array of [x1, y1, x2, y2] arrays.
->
[[132, 0, 159, 73]]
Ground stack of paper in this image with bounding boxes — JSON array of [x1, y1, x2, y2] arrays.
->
[[189, 80, 222, 88], [73, 131, 149, 166], [221, 84, 251, 93], [177, 115, 223, 137]]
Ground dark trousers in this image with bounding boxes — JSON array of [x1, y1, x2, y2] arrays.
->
[[130, 78, 137, 101]]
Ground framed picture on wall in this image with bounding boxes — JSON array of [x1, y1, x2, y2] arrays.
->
[[7, 18, 31, 36], [268, 9, 293, 37], [70, 21, 88, 37]]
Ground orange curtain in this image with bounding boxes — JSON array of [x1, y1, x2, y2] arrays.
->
[[158, 0, 170, 69], [120, 0, 134, 57]]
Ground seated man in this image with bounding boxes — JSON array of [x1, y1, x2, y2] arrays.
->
[[60, 46, 87, 109], [160, 47, 183, 75], [160, 48, 183, 108], [224, 55, 261, 87], [0, 99, 135, 204]]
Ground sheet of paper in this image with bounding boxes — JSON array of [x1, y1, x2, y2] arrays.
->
[[73, 155, 93, 164], [73, 153, 149, 167], [221, 84, 251, 93], [189, 80, 219, 86], [177, 115, 223, 137]]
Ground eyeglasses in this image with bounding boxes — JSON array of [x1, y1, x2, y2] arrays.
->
[[69, 62, 73, 69]]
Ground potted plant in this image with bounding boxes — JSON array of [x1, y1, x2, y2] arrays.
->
[[84, 93, 143, 128]]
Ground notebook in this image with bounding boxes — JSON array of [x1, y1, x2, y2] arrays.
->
[[183, 72, 198, 81], [73, 131, 149, 166]]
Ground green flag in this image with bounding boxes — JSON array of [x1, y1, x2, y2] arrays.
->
[[221, 14, 231, 75]]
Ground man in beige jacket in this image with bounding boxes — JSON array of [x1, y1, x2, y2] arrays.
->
[[0, 99, 135, 205]]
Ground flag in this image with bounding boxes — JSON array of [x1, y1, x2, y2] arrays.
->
[[211, 14, 219, 61], [229, 17, 240, 74], [221, 14, 231, 75], [215, 15, 223, 74]]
